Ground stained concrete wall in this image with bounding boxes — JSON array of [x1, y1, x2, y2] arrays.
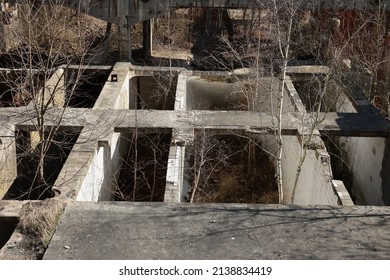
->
[[186, 76, 237, 110], [338, 136, 386, 205], [164, 145, 186, 202], [0, 133, 17, 199], [57, 63, 129, 201], [77, 146, 105, 202], [332, 82, 389, 205], [26, 68, 65, 108], [282, 135, 340, 205]]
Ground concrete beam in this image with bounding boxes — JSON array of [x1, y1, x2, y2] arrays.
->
[[286, 65, 330, 75], [1, 106, 387, 137], [63, 0, 390, 26]]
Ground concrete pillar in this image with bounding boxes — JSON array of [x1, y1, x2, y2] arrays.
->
[[119, 24, 132, 60], [118, 0, 132, 60], [0, 14, 5, 52], [142, 19, 152, 59]]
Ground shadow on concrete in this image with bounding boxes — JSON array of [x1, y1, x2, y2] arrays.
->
[[44, 202, 390, 259]]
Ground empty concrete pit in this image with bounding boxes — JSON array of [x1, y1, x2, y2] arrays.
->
[[293, 76, 326, 112], [324, 135, 389, 206], [113, 130, 172, 202], [293, 77, 351, 112], [4, 129, 81, 200], [186, 76, 248, 110], [186, 130, 278, 203], [129, 75, 177, 110], [65, 68, 110, 108]]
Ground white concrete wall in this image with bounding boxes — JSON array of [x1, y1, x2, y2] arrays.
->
[[77, 146, 105, 202], [26, 68, 65, 108], [175, 73, 187, 111], [164, 145, 186, 203], [334, 84, 387, 205], [282, 135, 340, 205], [339, 136, 386, 205], [0, 135, 17, 199], [103, 133, 131, 201]]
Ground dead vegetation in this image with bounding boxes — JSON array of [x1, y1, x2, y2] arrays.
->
[[18, 199, 64, 259], [0, 198, 65, 260], [188, 131, 278, 204], [114, 132, 171, 202]]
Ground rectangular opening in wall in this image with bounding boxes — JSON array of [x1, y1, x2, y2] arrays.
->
[[185, 129, 279, 203], [0, 217, 19, 249], [113, 129, 172, 202], [4, 128, 81, 200], [65, 68, 110, 108], [129, 75, 177, 110]]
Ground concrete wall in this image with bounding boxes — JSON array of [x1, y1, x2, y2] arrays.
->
[[26, 68, 65, 108], [282, 135, 340, 205], [0, 133, 17, 199], [94, 63, 129, 109], [102, 133, 130, 201], [186, 76, 236, 110], [333, 83, 389, 205], [175, 73, 187, 111], [55, 63, 130, 201], [77, 146, 105, 202], [338, 136, 388, 205], [164, 145, 186, 203]]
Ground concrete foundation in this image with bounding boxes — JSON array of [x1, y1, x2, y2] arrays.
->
[[3, 2, 390, 260], [43, 64, 355, 206]]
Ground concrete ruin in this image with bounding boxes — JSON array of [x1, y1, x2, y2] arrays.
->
[[1, 0, 390, 259]]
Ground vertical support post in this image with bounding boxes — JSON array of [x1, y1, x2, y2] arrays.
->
[[143, 19, 152, 59]]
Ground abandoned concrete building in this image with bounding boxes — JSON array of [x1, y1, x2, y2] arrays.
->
[[1, 0, 390, 259]]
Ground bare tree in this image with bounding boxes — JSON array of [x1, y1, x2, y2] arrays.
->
[[0, 0, 109, 199]]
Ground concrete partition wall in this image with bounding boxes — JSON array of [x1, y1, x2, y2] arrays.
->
[[331, 83, 389, 205], [55, 63, 130, 201], [94, 63, 130, 109], [164, 145, 186, 203], [102, 132, 131, 201], [338, 136, 387, 205], [76, 145, 105, 201], [282, 135, 340, 205], [0, 133, 17, 199]]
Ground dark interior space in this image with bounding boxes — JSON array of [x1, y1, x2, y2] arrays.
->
[[5, 129, 81, 200]]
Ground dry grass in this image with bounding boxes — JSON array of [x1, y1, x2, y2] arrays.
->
[[19, 198, 64, 257], [191, 134, 279, 204]]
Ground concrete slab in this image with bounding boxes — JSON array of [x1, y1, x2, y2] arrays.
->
[[44, 202, 390, 260]]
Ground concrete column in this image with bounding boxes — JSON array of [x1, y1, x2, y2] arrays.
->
[[118, 0, 132, 60], [0, 15, 5, 52], [142, 19, 152, 59]]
